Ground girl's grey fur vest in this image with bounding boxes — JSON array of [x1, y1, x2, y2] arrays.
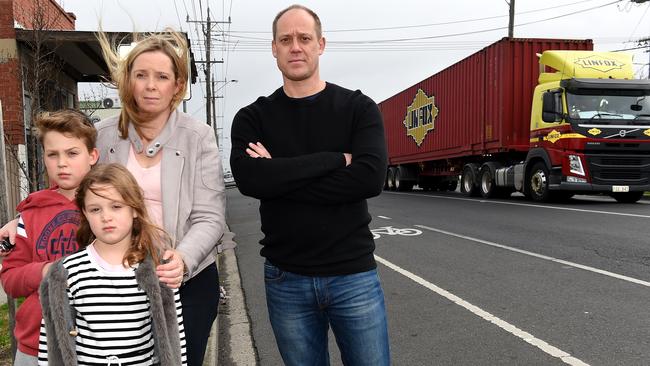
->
[[39, 255, 182, 366]]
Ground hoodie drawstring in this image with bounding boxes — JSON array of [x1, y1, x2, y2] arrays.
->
[[106, 355, 121, 366]]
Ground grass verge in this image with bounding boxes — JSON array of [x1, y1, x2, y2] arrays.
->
[[0, 301, 13, 365]]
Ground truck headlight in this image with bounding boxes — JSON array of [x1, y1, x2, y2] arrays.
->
[[569, 154, 585, 176], [566, 176, 587, 183]]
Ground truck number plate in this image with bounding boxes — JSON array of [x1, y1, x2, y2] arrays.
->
[[612, 185, 629, 192]]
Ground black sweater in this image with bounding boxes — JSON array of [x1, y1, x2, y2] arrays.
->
[[230, 83, 387, 276]]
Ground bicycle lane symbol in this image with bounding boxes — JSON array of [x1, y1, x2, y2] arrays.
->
[[371, 226, 423, 240]]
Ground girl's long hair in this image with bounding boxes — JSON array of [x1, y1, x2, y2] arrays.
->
[[76, 163, 169, 266]]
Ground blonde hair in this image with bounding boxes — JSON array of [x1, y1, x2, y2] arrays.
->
[[96, 29, 189, 139], [76, 163, 169, 266]]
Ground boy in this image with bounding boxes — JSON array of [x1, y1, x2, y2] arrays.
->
[[0, 109, 98, 365]]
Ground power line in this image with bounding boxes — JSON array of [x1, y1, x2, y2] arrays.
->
[[225, 0, 608, 34], [327, 0, 599, 33], [627, 1, 650, 41], [328, 0, 622, 44], [205, 0, 620, 46], [172, 0, 184, 31], [610, 44, 650, 52]]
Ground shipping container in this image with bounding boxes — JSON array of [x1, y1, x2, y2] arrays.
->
[[380, 37, 593, 164], [380, 37, 650, 203]]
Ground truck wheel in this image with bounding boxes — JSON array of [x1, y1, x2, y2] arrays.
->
[[387, 168, 397, 191], [528, 162, 551, 202], [418, 177, 432, 191], [395, 167, 413, 192], [420, 182, 432, 191], [447, 180, 458, 192], [460, 164, 479, 197], [611, 191, 644, 203], [479, 163, 500, 198]]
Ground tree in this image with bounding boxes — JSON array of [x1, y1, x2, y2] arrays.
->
[[15, 0, 66, 193]]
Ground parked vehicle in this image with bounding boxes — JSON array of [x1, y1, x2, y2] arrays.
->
[[379, 37, 650, 203]]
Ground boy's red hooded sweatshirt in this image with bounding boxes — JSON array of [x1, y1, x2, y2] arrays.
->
[[0, 187, 80, 356]]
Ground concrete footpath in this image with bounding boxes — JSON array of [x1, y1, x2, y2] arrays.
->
[[205, 206, 258, 365], [210, 247, 257, 365]]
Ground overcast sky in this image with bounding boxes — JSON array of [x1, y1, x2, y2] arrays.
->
[[62, 0, 650, 171]]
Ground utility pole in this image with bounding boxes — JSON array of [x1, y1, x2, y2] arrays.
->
[[507, 0, 515, 38], [205, 9, 212, 126], [211, 76, 217, 134], [187, 10, 231, 127]]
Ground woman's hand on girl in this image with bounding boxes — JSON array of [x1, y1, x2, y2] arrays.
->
[[156, 249, 185, 289], [0, 218, 19, 257]]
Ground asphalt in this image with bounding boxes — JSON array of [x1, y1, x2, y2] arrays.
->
[[212, 189, 650, 365]]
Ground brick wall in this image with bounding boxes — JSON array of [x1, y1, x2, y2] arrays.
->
[[0, 0, 22, 145], [0, 0, 77, 145], [13, 0, 75, 30], [0, 58, 23, 145], [0, 0, 16, 39]]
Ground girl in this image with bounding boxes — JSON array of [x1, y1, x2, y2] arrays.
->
[[38, 163, 187, 366]]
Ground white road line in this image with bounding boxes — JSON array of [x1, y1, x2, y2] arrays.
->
[[383, 192, 650, 219], [377, 215, 392, 220], [415, 224, 650, 288], [375, 255, 588, 366], [375, 255, 589, 366]]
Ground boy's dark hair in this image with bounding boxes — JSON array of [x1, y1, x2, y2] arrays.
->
[[35, 109, 97, 152]]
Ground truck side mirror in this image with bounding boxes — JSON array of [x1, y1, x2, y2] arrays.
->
[[542, 91, 563, 123]]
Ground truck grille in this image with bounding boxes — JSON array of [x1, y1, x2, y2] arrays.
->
[[587, 154, 650, 185]]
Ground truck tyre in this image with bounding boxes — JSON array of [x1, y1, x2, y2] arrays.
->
[[387, 167, 397, 191], [460, 164, 479, 197], [418, 177, 432, 191], [479, 163, 501, 198], [395, 167, 413, 192], [611, 191, 644, 203], [447, 180, 458, 192], [528, 162, 551, 202], [383, 171, 389, 190]]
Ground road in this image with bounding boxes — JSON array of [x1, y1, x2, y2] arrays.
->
[[225, 189, 650, 366]]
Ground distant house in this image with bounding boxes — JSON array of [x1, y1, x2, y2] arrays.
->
[[78, 99, 121, 123]]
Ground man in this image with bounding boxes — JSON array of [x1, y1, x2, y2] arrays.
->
[[230, 4, 390, 366]]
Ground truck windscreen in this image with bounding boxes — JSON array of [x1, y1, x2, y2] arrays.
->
[[567, 92, 650, 124]]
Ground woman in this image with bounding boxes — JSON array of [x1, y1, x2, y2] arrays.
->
[[95, 29, 225, 365]]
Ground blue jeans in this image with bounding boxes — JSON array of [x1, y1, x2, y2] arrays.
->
[[264, 262, 390, 366]]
